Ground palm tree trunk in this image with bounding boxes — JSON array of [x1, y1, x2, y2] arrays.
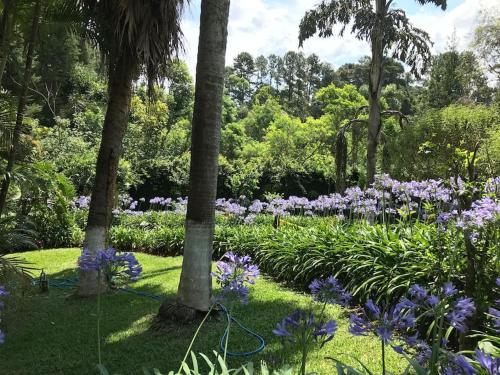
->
[[76, 53, 135, 296], [0, 0, 41, 216], [0, 0, 17, 85], [366, 0, 385, 186], [175, 0, 230, 312]]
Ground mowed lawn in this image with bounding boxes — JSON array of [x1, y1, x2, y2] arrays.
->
[[1, 248, 406, 374]]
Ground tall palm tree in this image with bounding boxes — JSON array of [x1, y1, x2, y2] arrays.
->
[[160, 0, 231, 317], [76, 0, 186, 296]]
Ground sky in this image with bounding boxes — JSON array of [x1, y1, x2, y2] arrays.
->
[[179, 0, 499, 75]]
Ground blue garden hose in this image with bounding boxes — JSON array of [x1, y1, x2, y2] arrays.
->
[[217, 303, 266, 357], [33, 277, 266, 357]]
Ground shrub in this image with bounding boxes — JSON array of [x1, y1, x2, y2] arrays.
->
[[107, 213, 457, 304], [30, 205, 81, 249]]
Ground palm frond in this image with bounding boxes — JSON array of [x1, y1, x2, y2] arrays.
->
[[0, 253, 35, 282], [74, 0, 188, 94], [116, 0, 187, 79]]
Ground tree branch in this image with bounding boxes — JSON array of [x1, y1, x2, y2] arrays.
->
[[380, 109, 409, 128]]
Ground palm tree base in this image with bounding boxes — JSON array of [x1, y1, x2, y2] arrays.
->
[[154, 299, 217, 327], [73, 270, 108, 297]]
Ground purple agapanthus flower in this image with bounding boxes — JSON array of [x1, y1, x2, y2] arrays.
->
[[113, 252, 143, 281], [77, 248, 142, 282], [443, 354, 477, 375], [405, 338, 432, 365], [309, 276, 351, 307], [273, 320, 292, 338], [0, 285, 9, 297], [406, 283, 476, 333], [489, 307, 500, 333], [443, 282, 458, 297], [0, 330, 5, 344], [212, 252, 259, 305], [445, 297, 476, 333], [313, 320, 337, 347], [77, 248, 102, 271], [273, 310, 337, 348], [409, 284, 428, 301], [475, 350, 500, 375], [348, 313, 371, 336], [248, 200, 265, 214], [349, 299, 416, 345]]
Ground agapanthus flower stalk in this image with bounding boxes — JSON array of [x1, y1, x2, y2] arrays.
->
[[273, 310, 337, 375]]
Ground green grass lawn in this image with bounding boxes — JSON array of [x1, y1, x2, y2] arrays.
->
[[1, 248, 406, 374]]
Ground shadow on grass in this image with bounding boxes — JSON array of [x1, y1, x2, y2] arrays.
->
[[97, 297, 308, 374], [2, 268, 310, 375], [3, 249, 396, 375]]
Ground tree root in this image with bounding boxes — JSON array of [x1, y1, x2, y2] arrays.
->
[[152, 299, 219, 329]]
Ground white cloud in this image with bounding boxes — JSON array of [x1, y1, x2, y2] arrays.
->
[[180, 0, 499, 76], [410, 0, 499, 53]]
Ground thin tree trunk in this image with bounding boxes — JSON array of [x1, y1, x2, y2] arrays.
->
[[0, 0, 41, 216], [351, 122, 361, 171], [335, 131, 347, 193], [366, 0, 386, 186], [175, 0, 230, 312], [76, 53, 135, 296], [0, 0, 17, 84]]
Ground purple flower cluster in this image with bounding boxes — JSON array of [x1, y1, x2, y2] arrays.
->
[[490, 305, 500, 333], [484, 177, 500, 195], [149, 197, 172, 207], [404, 283, 476, 333], [446, 297, 477, 333], [73, 194, 189, 216], [420, 194, 499, 242], [345, 281, 478, 371], [348, 299, 416, 346], [443, 353, 476, 375], [120, 209, 145, 216], [212, 252, 259, 305], [456, 197, 500, 235], [309, 276, 351, 307], [475, 350, 500, 375], [488, 278, 500, 333], [0, 285, 9, 345], [391, 178, 453, 203], [71, 196, 90, 210], [78, 248, 142, 282], [70, 176, 499, 231], [231, 174, 469, 220], [273, 310, 337, 348], [216, 198, 247, 217]]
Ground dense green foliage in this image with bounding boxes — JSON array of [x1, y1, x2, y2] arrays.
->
[[102, 212, 497, 308], [1, 22, 498, 208]]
